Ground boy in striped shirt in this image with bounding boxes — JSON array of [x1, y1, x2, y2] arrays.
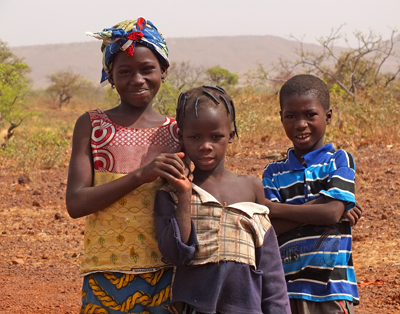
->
[[263, 74, 359, 314]]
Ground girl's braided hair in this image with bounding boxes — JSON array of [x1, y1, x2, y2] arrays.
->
[[175, 85, 238, 137]]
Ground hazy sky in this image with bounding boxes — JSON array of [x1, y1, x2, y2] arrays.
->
[[1, 0, 399, 47]]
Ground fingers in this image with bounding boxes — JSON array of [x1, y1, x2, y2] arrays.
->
[[166, 176, 192, 193], [354, 202, 363, 218], [151, 153, 187, 181], [343, 210, 356, 227], [176, 151, 185, 159]]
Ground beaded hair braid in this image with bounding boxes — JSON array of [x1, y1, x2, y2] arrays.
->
[[176, 85, 239, 137]]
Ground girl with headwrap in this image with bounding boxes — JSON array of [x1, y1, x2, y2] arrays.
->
[[66, 17, 183, 314]]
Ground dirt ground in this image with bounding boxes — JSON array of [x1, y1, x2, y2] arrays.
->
[[1, 141, 400, 314]]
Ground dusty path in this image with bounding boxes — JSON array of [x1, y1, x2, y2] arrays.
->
[[0, 144, 399, 313]]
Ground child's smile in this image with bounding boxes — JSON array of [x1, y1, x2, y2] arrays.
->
[[108, 45, 166, 110], [280, 94, 332, 159]]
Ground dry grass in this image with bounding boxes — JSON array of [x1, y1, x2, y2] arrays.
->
[[1, 84, 400, 170]]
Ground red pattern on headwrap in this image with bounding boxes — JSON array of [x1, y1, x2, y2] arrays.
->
[[137, 17, 145, 30], [125, 45, 134, 57], [127, 31, 144, 41]]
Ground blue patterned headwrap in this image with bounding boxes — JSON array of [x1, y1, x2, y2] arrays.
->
[[86, 17, 169, 86]]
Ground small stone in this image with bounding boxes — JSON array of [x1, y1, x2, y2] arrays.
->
[[33, 190, 41, 195], [54, 213, 62, 220], [18, 175, 30, 185], [381, 213, 388, 220], [42, 254, 49, 260], [71, 253, 78, 258], [2, 231, 7, 234], [32, 201, 40, 207], [11, 258, 24, 265]]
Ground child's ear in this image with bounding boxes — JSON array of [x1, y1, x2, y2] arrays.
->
[[279, 110, 283, 123], [325, 108, 332, 125], [161, 67, 168, 81], [107, 73, 114, 86], [228, 130, 235, 143]]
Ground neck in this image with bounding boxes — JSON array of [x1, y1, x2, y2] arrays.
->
[[117, 100, 156, 116], [110, 102, 164, 128], [192, 164, 227, 186]]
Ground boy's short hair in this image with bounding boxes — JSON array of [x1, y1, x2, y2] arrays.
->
[[176, 85, 238, 136], [279, 74, 330, 110]]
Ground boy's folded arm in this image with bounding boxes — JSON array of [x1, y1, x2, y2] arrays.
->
[[266, 198, 345, 226], [270, 218, 301, 235], [303, 197, 362, 227]]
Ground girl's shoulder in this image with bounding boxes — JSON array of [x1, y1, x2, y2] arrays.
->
[[87, 109, 109, 121]]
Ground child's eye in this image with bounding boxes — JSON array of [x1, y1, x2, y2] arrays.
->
[[285, 115, 295, 119], [142, 66, 155, 72], [213, 134, 224, 139], [118, 70, 130, 75]]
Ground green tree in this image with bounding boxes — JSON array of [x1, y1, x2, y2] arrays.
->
[[153, 82, 180, 117], [0, 40, 32, 146], [46, 70, 85, 108], [205, 66, 239, 87]]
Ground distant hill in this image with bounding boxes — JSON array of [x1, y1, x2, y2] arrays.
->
[[11, 35, 400, 88]]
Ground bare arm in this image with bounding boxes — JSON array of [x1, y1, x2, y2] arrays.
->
[[66, 113, 185, 219], [253, 176, 268, 206], [270, 218, 302, 236], [265, 197, 345, 226]]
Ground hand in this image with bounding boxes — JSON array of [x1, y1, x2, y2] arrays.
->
[[265, 199, 277, 218], [140, 152, 186, 184], [168, 153, 192, 194], [343, 202, 363, 227]]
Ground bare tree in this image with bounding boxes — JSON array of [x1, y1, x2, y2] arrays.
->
[[167, 61, 204, 91], [255, 26, 400, 102]]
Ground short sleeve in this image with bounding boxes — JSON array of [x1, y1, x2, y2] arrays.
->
[[262, 164, 282, 203], [319, 150, 356, 211]]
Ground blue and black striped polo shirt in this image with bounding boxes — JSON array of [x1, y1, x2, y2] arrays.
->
[[262, 143, 359, 304]]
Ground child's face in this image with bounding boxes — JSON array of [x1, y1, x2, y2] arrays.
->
[[280, 94, 332, 158], [108, 45, 166, 109], [179, 106, 234, 174]]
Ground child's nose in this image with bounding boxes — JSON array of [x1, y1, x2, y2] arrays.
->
[[295, 118, 307, 129], [199, 141, 212, 151], [131, 72, 145, 84]]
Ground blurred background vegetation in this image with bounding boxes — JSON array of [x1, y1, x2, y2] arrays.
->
[[1, 27, 400, 171]]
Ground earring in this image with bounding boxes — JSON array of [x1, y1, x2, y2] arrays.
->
[[111, 84, 115, 89], [162, 80, 166, 83]]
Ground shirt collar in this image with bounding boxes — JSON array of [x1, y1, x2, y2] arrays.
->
[[191, 183, 269, 217], [287, 143, 335, 170]]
